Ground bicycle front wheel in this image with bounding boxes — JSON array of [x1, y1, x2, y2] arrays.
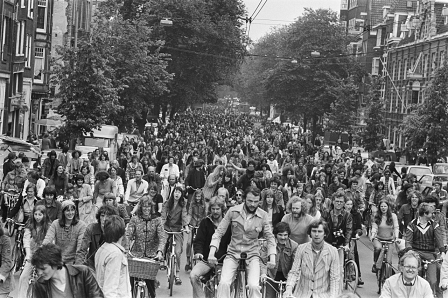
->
[[377, 262, 390, 294], [169, 255, 176, 296], [344, 260, 359, 293], [234, 270, 247, 298], [6, 220, 15, 237]]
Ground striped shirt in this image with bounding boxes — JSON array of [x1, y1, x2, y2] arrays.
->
[[405, 218, 445, 252]]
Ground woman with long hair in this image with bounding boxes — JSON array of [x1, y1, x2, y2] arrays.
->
[[48, 165, 68, 197], [162, 186, 190, 285], [43, 200, 87, 264], [186, 189, 207, 270], [369, 199, 399, 273], [126, 196, 166, 298], [304, 193, 321, 220], [93, 171, 116, 209], [261, 189, 284, 228], [17, 205, 51, 297], [369, 181, 386, 214], [202, 165, 225, 201]]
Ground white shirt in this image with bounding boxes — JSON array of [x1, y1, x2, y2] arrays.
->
[[22, 178, 46, 198], [160, 163, 180, 180]]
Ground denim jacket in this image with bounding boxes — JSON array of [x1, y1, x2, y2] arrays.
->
[[210, 204, 276, 260]]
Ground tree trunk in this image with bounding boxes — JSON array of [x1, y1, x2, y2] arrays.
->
[[169, 106, 176, 121], [161, 104, 168, 123], [312, 115, 318, 141]]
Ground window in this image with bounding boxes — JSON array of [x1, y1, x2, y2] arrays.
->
[[412, 91, 419, 104], [376, 29, 382, 47], [16, 21, 25, 56], [372, 58, 380, 75], [423, 54, 428, 77], [440, 51, 445, 67], [403, 59, 407, 79], [37, 0, 47, 31], [28, 0, 34, 19], [397, 61, 402, 80], [25, 35, 32, 68], [21, 0, 25, 8], [1, 18, 7, 60], [34, 47, 44, 83]]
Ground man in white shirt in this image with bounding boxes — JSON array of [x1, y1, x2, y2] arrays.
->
[[124, 170, 148, 206], [160, 156, 180, 180], [22, 170, 45, 199]]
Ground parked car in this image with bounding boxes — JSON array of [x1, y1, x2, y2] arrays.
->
[[406, 165, 433, 180]]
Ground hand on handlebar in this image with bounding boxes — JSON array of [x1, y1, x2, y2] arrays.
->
[[194, 253, 204, 261], [156, 251, 163, 261], [208, 255, 218, 267]]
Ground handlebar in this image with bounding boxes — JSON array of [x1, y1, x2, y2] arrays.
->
[[165, 230, 185, 235], [261, 276, 287, 285], [197, 254, 227, 263], [422, 259, 443, 265], [6, 218, 25, 227]]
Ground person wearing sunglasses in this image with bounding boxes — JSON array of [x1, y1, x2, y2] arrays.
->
[[405, 201, 446, 295], [380, 250, 432, 298]]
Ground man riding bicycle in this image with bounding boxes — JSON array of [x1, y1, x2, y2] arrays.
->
[[208, 186, 276, 298]]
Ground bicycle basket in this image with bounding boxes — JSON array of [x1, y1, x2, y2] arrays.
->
[[128, 257, 159, 280]]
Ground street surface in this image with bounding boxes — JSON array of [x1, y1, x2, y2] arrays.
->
[[8, 232, 399, 298]]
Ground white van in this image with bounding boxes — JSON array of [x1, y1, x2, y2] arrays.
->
[[75, 125, 119, 161]]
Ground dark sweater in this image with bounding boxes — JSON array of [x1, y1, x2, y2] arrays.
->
[[194, 216, 231, 260], [405, 218, 446, 253]]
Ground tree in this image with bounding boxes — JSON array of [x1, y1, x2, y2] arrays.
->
[[53, 38, 122, 140], [52, 7, 173, 136], [262, 8, 362, 136], [360, 77, 386, 152], [402, 61, 448, 162], [327, 77, 359, 132]]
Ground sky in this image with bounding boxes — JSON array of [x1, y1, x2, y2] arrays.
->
[[243, 0, 341, 41]]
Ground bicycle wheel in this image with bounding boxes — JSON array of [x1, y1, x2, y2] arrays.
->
[[377, 263, 389, 294], [235, 270, 247, 298], [344, 260, 359, 293], [6, 220, 15, 237], [169, 255, 176, 296]]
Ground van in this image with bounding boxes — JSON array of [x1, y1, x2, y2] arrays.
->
[[75, 125, 119, 161]]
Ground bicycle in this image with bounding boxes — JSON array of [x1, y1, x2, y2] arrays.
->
[[3, 189, 20, 236], [165, 230, 183, 297], [198, 254, 226, 298], [421, 257, 443, 295], [128, 251, 160, 298], [8, 219, 26, 273], [337, 244, 359, 293], [375, 239, 395, 295], [261, 276, 288, 298], [230, 252, 248, 298], [185, 225, 199, 272]]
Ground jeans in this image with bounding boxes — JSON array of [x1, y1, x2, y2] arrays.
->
[[415, 250, 438, 294], [190, 260, 212, 298], [186, 232, 193, 260], [18, 259, 33, 298], [166, 232, 184, 273], [217, 256, 260, 298]]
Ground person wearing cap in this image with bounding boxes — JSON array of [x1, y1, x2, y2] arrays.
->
[[41, 150, 60, 180], [43, 200, 87, 264]]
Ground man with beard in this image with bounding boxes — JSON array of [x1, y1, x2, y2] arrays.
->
[[143, 166, 162, 194], [281, 196, 314, 245], [284, 218, 340, 298], [208, 187, 276, 298], [236, 160, 256, 191], [189, 197, 231, 298]]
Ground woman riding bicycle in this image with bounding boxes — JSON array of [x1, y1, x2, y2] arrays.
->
[[8, 183, 38, 224], [186, 189, 207, 270], [17, 204, 51, 297], [162, 186, 190, 285], [125, 196, 166, 298], [370, 199, 399, 273]]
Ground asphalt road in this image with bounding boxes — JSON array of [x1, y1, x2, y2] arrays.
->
[[8, 232, 399, 298]]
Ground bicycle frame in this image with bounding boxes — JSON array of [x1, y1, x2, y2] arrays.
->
[[262, 276, 287, 298], [376, 240, 394, 295], [422, 258, 443, 280], [232, 252, 248, 298], [165, 230, 183, 297]]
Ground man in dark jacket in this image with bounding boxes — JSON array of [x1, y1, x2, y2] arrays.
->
[[2, 152, 16, 178], [236, 160, 256, 191], [75, 205, 120, 270], [185, 159, 206, 209], [189, 196, 231, 298], [31, 243, 104, 298], [41, 150, 60, 180]]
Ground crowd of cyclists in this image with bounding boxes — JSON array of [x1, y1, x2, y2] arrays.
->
[[0, 106, 445, 297]]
